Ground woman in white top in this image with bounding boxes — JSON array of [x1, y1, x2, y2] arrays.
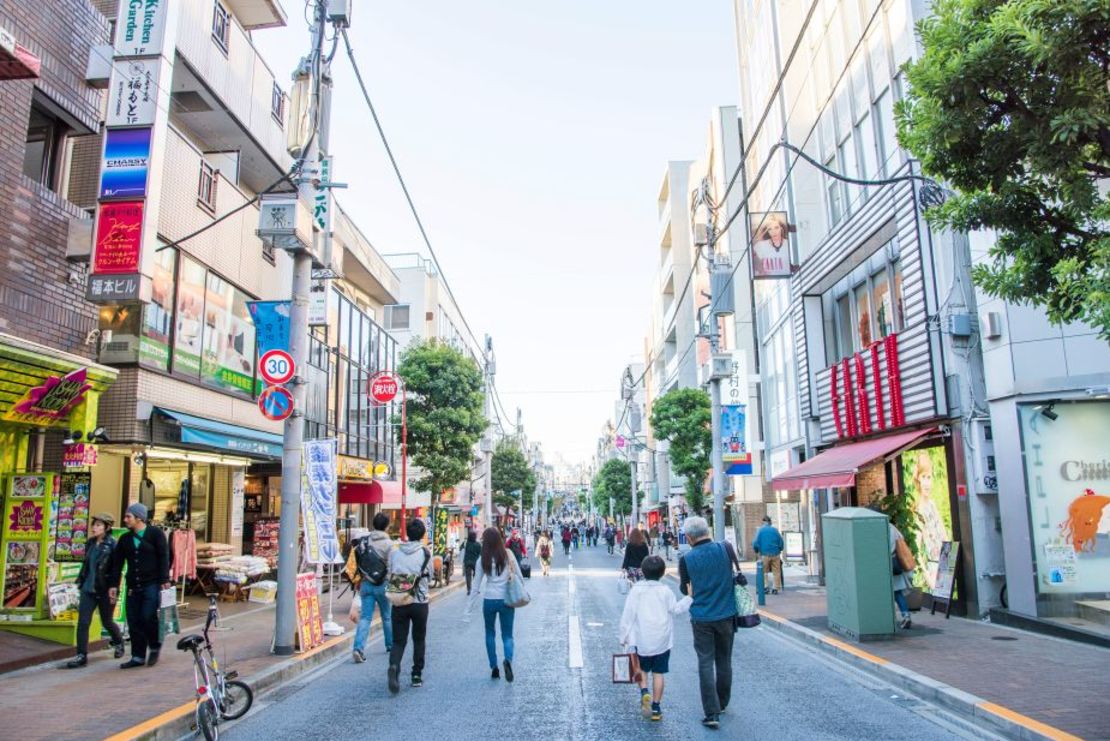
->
[[464, 527, 524, 681], [890, 523, 914, 629]]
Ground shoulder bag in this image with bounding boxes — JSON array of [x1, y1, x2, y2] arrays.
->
[[504, 558, 531, 608]]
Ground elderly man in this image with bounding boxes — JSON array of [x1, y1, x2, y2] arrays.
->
[[678, 516, 740, 730]]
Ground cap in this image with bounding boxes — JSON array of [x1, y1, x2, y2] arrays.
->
[[92, 512, 115, 527]]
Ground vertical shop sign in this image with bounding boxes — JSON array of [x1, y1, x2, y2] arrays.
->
[[93, 200, 145, 274], [300, 439, 341, 564], [230, 470, 245, 537], [107, 58, 159, 127], [114, 0, 170, 57], [99, 127, 152, 199], [721, 405, 752, 475]]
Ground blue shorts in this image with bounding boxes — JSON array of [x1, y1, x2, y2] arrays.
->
[[637, 650, 670, 674]]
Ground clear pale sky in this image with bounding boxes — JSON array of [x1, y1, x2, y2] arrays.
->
[[253, 1, 738, 466]]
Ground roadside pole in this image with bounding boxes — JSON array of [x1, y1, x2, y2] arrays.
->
[[702, 179, 728, 545], [483, 335, 494, 528]]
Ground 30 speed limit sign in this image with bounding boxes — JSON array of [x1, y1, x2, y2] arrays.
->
[[259, 349, 295, 385]]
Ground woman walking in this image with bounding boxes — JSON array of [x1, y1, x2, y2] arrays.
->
[[464, 528, 525, 681], [65, 513, 125, 668], [536, 530, 554, 576], [622, 527, 650, 582]]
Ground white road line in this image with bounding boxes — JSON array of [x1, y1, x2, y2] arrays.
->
[[568, 615, 584, 668]]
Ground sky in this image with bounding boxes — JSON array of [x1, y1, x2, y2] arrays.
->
[[253, 1, 739, 466]]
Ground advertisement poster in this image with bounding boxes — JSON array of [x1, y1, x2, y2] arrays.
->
[[750, 211, 793, 279], [300, 439, 341, 564], [52, 473, 91, 562], [140, 247, 175, 370], [930, 541, 960, 601], [4, 372, 91, 428], [247, 301, 291, 356], [173, 255, 206, 377], [107, 58, 159, 127], [99, 127, 152, 199], [230, 470, 245, 537], [8, 475, 48, 499], [199, 275, 255, 396], [899, 447, 953, 590], [1021, 401, 1110, 595], [295, 571, 324, 651], [3, 541, 40, 609], [93, 200, 144, 274], [721, 405, 753, 475]]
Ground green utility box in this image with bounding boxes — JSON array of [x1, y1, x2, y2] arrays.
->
[[821, 507, 895, 642]]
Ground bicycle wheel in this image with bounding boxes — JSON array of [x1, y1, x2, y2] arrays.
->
[[219, 679, 254, 720], [196, 698, 219, 741]]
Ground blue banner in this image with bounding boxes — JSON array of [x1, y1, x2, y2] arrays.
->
[[247, 301, 291, 357], [301, 438, 342, 564], [721, 404, 753, 475]]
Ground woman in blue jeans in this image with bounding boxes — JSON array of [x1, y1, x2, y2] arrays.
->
[[463, 528, 524, 682]]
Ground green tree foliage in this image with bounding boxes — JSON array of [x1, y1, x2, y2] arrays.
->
[[591, 458, 634, 517], [897, 0, 1110, 337], [491, 439, 536, 510], [650, 388, 712, 514], [396, 340, 486, 510]]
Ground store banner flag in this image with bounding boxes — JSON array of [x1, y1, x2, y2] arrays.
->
[[247, 301, 291, 357], [300, 439, 342, 564], [721, 405, 753, 475]]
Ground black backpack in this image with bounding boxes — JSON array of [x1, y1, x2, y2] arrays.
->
[[355, 538, 388, 585]]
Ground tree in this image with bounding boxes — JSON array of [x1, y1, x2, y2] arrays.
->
[[591, 458, 634, 517], [491, 440, 536, 510], [396, 339, 485, 547], [896, 0, 1110, 338], [650, 388, 712, 515]]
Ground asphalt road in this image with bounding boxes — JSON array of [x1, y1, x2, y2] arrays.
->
[[224, 544, 979, 740]]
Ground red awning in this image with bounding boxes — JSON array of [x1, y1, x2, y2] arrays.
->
[[338, 481, 381, 505], [771, 427, 937, 491], [0, 33, 41, 80]]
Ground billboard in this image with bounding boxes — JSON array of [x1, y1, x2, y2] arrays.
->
[[750, 211, 793, 279], [99, 127, 151, 199], [106, 59, 159, 127], [92, 200, 144, 274]]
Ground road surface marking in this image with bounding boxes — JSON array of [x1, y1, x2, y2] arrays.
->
[[568, 615, 584, 668], [586, 622, 604, 627], [977, 702, 1084, 741]]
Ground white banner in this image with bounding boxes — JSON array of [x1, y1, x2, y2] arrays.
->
[[301, 439, 342, 564], [230, 469, 245, 537], [107, 58, 159, 127]]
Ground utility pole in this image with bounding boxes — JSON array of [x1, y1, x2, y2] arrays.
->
[[274, 0, 337, 655], [482, 335, 495, 528]]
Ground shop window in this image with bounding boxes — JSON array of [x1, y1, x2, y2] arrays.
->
[[146, 461, 211, 541], [212, 1, 231, 54], [872, 267, 893, 337], [824, 241, 905, 363], [141, 248, 175, 370], [197, 160, 218, 213], [835, 295, 853, 362], [892, 259, 905, 329], [22, 103, 66, 190]]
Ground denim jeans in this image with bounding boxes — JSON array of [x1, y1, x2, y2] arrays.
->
[[353, 580, 392, 652], [691, 618, 735, 717], [482, 598, 515, 668]]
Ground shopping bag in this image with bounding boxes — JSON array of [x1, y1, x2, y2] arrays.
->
[[159, 586, 177, 609], [617, 575, 630, 595], [348, 593, 362, 624], [612, 653, 636, 683], [734, 584, 761, 628], [520, 558, 532, 579]]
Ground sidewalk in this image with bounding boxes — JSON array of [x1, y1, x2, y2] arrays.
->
[[755, 563, 1110, 741], [0, 586, 369, 741]]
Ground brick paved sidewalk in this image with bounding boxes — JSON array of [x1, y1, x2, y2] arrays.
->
[[757, 579, 1110, 740], [0, 588, 362, 741]]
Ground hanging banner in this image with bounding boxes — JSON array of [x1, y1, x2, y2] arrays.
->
[[721, 405, 753, 475], [93, 200, 144, 274], [750, 211, 794, 279], [99, 127, 152, 199], [107, 58, 159, 127], [247, 301, 291, 357], [300, 439, 342, 564]]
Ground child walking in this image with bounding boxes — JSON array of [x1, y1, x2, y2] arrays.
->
[[618, 555, 691, 721]]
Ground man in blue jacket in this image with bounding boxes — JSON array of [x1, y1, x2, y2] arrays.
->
[[752, 515, 784, 594]]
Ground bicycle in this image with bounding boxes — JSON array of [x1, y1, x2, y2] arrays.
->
[[177, 593, 254, 740]]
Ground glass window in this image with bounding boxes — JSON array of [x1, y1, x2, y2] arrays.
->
[[876, 88, 899, 175], [840, 137, 861, 213], [197, 160, 217, 212], [173, 256, 207, 378], [141, 248, 176, 370], [271, 82, 285, 125], [873, 268, 893, 337], [212, 1, 230, 52], [855, 283, 873, 347], [22, 105, 63, 190], [836, 295, 853, 359], [857, 113, 879, 181], [892, 259, 905, 329], [825, 155, 844, 225]]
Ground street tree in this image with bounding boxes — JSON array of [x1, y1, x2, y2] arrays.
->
[[650, 387, 712, 515], [592, 458, 634, 517], [396, 339, 485, 549], [491, 439, 536, 511], [896, 0, 1110, 338]]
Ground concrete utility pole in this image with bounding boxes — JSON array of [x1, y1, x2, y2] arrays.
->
[[482, 335, 495, 528], [274, 0, 336, 655]]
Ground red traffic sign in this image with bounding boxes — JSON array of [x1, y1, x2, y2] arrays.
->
[[258, 385, 295, 421], [368, 372, 400, 405], [259, 349, 295, 385]]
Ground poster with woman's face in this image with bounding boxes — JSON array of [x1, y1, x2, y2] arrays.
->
[[173, 256, 207, 377], [900, 447, 953, 589], [750, 211, 793, 279]]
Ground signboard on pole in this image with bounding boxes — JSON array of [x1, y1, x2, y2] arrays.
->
[[721, 405, 752, 475], [300, 438, 342, 565], [107, 59, 159, 127], [99, 127, 152, 199], [258, 385, 294, 422], [259, 350, 295, 385], [368, 372, 400, 405], [114, 0, 171, 57], [93, 200, 144, 274]]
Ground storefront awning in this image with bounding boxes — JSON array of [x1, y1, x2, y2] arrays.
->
[[771, 427, 937, 491], [153, 407, 283, 459], [339, 480, 381, 505], [0, 28, 41, 80]]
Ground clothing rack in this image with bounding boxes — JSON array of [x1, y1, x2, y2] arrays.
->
[[162, 521, 196, 610]]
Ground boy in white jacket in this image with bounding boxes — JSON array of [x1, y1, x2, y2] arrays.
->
[[618, 555, 691, 721]]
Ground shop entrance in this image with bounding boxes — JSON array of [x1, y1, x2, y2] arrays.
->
[[143, 460, 211, 542]]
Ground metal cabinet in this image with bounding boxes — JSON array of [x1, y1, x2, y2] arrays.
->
[[821, 507, 895, 641]]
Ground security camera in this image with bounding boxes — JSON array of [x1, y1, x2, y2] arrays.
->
[[132, 452, 146, 467], [84, 328, 101, 346]]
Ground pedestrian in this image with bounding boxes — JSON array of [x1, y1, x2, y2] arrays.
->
[[462, 529, 482, 595], [351, 513, 395, 663], [662, 529, 674, 561], [537, 530, 554, 576], [622, 527, 650, 582], [619, 555, 691, 722], [890, 521, 914, 629], [752, 515, 785, 594], [463, 527, 526, 682], [605, 525, 616, 555], [561, 527, 572, 556], [386, 518, 432, 694], [571, 526, 580, 550], [678, 516, 741, 730], [108, 503, 171, 669], [506, 528, 527, 565], [65, 513, 125, 668]]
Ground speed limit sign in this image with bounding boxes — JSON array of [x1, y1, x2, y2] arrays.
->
[[259, 349, 295, 385]]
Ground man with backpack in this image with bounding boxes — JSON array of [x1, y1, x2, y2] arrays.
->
[[352, 513, 395, 663], [386, 519, 432, 694]]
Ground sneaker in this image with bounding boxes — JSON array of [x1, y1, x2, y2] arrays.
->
[[112, 643, 125, 659], [411, 673, 423, 688], [771, 589, 779, 595], [503, 659, 514, 683], [64, 654, 87, 669], [353, 649, 366, 664], [651, 703, 662, 722], [640, 693, 652, 718], [387, 664, 400, 695], [491, 666, 500, 680], [701, 715, 720, 729], [899, 615, 912, 629]]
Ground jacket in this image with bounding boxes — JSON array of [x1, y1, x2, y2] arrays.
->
[[110, 525, 170, 588], [462, 540, 482, 568], [622, 542, 650, 570], [76, 535, 117, 595], [679, 540, 739, 622], [619, 580, 691, 656], [536, 536, 554, 560], [388, 542, 431, 604], [752, 525, 784, 557]]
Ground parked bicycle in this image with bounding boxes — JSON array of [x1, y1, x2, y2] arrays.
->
[[177, 593, 254, 740]]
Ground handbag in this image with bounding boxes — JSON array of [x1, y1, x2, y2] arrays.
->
[[895, 538, 916, 572], [617, 574, 630, 595], [520, 558, 532, 579], [504, 560, 531, 608], [734, 584, 761, 628]]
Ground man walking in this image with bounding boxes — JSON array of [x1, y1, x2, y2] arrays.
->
[[352, 513, 395, 662], [108, 503, 170, 669], [387, 519, 432, 694], [678, 517, 739, 730], [752, 515, 785, 594]]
